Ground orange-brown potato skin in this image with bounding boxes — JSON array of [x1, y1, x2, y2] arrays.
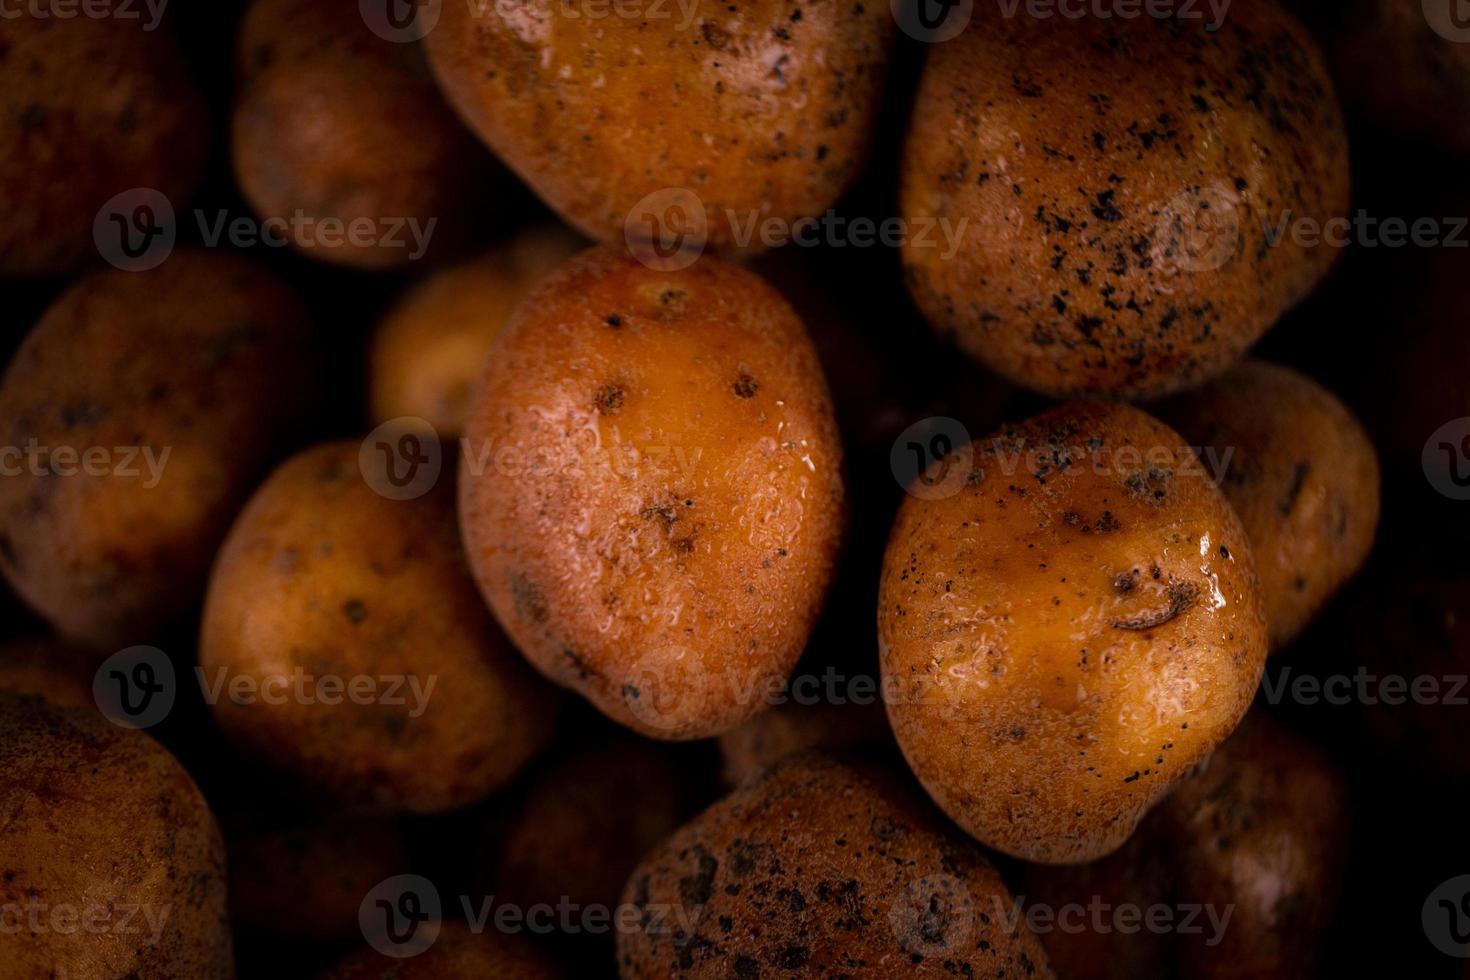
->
[[200, 442, 558, 813], [879, 402, 1268, 864], [424, 1, 894, 252], [1156, 361, 1380, 651], [717, 698, 890, 786], [617, 754, 1054, 979], [0, 250, 315, 650], [318, 921, 561, 979], [899, 4, 1348, 397], [232, 0, 496, 269], [0, 693, 234, 979], [458, 247, 845, 740], [0, 6, 207, 276], [369, 223, 585, 436]]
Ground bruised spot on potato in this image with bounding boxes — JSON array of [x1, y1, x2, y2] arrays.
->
[[1278, 460, 1310, 516], [732, 371, 759, 399], [1110, 580, 1198, 631], [1124, 467, 1172, 504], [605, 314, 622, 328], [594, 383, 625, 415], [678, 844, 719, 905], [511, 572, 549, 624], [343, 599, 367, 625]]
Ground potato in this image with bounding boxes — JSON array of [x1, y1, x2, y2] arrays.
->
[[199, 441, 558, 813], [0, 249, 315, 650], [878, 402, 1268, 863], [458, 247, 845, 739], [1155, 712, 1348, 979], [319, 921, 561, 979], [232, 0, 498, 269], [717, 699, 890, 787], [491, 736, 694, 914], [228, 809, 409, 944], [0, 692, 233, 978], [899, 2, 1348, 397], [617, 753, 1053, 979], [1156, 361, 1379, 651], [0, 5, 207, 276], [424, 1, 894, 253], [0, 635, 94, 708], [1328, 0, 1470, 155], [369, 223, 585, 436]]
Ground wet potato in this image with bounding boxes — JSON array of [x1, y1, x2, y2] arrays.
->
[[458, 246, 846, 740], [879, 401, 1268, 863], [900, 1, 1348, 397]]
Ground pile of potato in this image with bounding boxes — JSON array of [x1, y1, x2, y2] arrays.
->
[[1, 0, 1465, 976]]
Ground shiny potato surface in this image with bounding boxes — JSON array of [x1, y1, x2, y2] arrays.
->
[[0, 6, 207, 276], [232, 0, 495, 268], [424, 0, 894, 252], [1156, 360, 1379, 651], [900, 2, 1348, 397], [0, 249, 315, 650], [617, 754, 1054, 979], [458, 247, 845, 740], [0, 692, 234, 979], [200, 441, 558, 813], [878, 402, 1267, 863], [369, 223, 585, 436]]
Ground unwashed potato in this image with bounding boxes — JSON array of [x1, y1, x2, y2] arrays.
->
[[369, 223, 585, 436], [1328, 0, 1470, 155], [878, 402, 1268, 863], [491, 736, 694, 915], [0, 249, 316, 650], [900, 2, 1348, 397], [0, 635, 94, 708], [228, 809, 410, 944], [200, 441, 558, 813], [459, 247, 845, 739], [232, 0, 498, 269], [1156, 360, 1379, 651], [618, 753, 1053, 978], [424, 1, 894, 253], [0, 4, 207, 276], [1155, 711, 1348, 979], [318, 921, 561, 979], [0, 692, 233, 978], [717, 698, 891, 786]]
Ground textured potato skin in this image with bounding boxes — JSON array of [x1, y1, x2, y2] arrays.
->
[[0, 693, 234, 979], [717, 699, 890, 786], [0, 7, 207, 276], [878, 402, 1267, 864], [200, 442, 558, 813], [0, 250, 315, 650], [899, 3, 1348, 397], [1157, 713, 1348, 979], [617, 754, 1053, 979], [232, 0, 494, 269], [0, 636, 95, 708], [1156, 361, 1379, 651], [424, 0, 894, 251], [369, 224, 585, 436], [319, 921, 561, 979], [458, 247, 845, 740]]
